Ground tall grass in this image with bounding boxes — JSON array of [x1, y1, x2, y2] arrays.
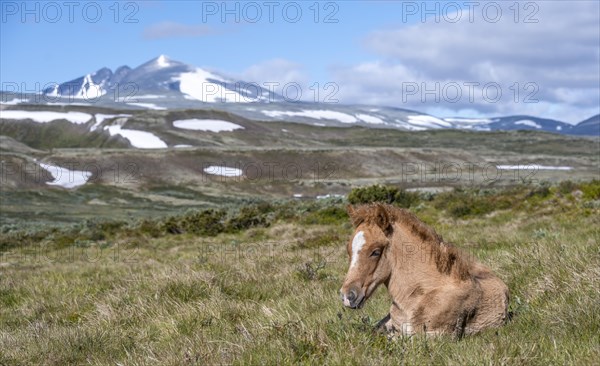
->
[[1, 181, 599, 365]]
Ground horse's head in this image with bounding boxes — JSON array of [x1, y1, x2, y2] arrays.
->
[[340, 204, 393, 309]]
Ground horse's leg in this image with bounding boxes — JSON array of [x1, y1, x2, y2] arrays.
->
[[375, 312, 416, 340], [374, 313, 393, 333]]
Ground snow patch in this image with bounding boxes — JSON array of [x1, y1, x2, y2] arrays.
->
[[514, 120, 542, 129], [443, 117, 493, 123], [104, 125, 167, 149], [126, 102, 166, 110], [262, 110, 357, 124], [133, 95, 166, 99], [176, 68, 249, 103], [203, 166, 243, 177], [394, 119, 428, 131], [0, 98, 23, 105], [1, 110, 92, 124], [174, 144, 193, 148], [407, 115, 452, 128], [39, 162, 91, 189], [72, 74, 107, 99], [92, 114, 130, 131], [316, 194, 344, 200], [46, 84, 60, 98], [173, 119, 244, 132], [46, 102, 93, 106], [157, 55, 170, 68], [356, 113, 384, 124], [496, 165, 572, 171]]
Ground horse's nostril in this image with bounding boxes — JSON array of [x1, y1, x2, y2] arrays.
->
[[347, 289, 357, 302]]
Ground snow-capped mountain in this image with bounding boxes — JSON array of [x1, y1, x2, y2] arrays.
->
[[2, 55, 596, 136], [247, 106, 595, 135], [442, 116, 575, 133], [44, 66, 117, 99], [42, 55, 281, 103]]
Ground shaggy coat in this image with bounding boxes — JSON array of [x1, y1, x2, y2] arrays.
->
[[340, 204, 509, 337]]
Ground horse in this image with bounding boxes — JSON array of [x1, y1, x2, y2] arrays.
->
[[339, 203, 509, 337]]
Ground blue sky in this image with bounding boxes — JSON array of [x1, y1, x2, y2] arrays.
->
[[1, 1, 599, 123], [1, 1, 404, 84]]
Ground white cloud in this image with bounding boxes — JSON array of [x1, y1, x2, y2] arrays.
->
[[330, 1, 600, 123], [240, 58, 307, 87], [238, 58, 314, 101]]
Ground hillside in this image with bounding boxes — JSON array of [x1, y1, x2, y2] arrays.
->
[[1, 103, 598, 229]]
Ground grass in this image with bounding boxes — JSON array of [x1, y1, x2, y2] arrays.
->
[[0, 120, 128, 150], [1, 182, 599, 365]]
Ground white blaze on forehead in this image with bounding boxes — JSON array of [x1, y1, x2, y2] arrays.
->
[[350, 231, 366, 268]]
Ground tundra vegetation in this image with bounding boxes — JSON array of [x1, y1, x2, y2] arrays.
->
[[1, 181, 599, 365]]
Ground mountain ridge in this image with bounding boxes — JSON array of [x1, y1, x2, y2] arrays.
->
[[1, 55, 597, 136], [41, 55, 281, 103]]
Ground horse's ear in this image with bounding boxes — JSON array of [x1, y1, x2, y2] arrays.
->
[[347, 204, 359, 227], [375, 203, 393, 236], [347, 204, 356, 217]]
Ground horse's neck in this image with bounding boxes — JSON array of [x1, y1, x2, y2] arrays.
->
[[390, 223, 437, 267], [386, 223, 441, 298]]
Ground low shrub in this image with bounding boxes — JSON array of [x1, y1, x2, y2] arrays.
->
[[580, 180, 600, 200], [300, 206, 347, 225], [526, 184, 552, 199], [181, 209, 226, 236], [557, 180, 578, 195], [225, 204, 272, 233], [161, 216, 183, 235], [347, 185, 419, 208], [433, 189, 495, 218]]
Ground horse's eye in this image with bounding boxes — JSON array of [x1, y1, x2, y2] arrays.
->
[[370, 249, 381, 257]]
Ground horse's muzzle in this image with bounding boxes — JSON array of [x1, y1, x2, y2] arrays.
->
[[340, 288, 365, 309]]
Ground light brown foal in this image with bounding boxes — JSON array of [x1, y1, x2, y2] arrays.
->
[[340, 204, 509, 338]]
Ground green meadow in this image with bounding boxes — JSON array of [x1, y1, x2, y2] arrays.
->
[[1, 182, 599, 365]]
